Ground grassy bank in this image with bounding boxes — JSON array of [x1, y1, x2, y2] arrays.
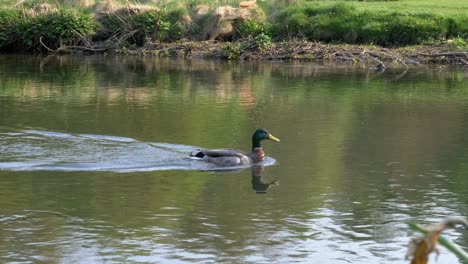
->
[[0, 0, 466, 63], [269, 2, 468, 46]]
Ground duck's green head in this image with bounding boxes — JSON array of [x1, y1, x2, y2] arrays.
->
[[252, 129, 280, 149]]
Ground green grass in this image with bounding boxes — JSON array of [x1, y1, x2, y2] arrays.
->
[[356, 0, 468, 16], [0, 0, 241, 9], [267, 1, 468, 46], [2, 0, 468, 12]]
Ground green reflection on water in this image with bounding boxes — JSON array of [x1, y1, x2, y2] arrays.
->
[[0, 54, 467, 263]]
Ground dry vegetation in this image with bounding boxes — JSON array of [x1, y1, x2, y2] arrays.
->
[[120, 39, 468, 68]]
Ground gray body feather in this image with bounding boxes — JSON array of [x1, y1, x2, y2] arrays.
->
[[191, 148, 254, 166]]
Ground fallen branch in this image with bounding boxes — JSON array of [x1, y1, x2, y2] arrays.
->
[[72, 29, 92, 47], [66, 46, 108, 52], [458, 58, 468, 65], [39, 36, 56, 52]]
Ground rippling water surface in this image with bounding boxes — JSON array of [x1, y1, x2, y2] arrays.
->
[[0, 129, 275, 172], [0, 55, 467, 263]]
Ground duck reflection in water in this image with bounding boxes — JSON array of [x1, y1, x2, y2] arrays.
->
[[251, 165, 278, 194]]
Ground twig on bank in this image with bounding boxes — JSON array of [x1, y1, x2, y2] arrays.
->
[[419, 52, 468, 57], [418, 52, 468, 65], [72, 29, 92, 47], [113, 30, 139, 48], [458, 58, 468, 65], [39, 36, 55, 52], [66, 46, 108, 52]]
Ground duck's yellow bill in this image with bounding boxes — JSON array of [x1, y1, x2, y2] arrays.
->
[[268, 134, 280, 142]]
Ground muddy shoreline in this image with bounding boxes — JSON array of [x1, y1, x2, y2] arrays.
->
[[105, 40, 468, 67]]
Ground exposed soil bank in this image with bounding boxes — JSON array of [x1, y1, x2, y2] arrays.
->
[[112, 40, 468, 67]]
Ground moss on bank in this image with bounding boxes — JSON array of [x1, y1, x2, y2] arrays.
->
[[0, 1, 466, 65]]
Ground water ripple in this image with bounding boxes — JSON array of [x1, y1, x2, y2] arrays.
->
[[0, 130, 276, 172]]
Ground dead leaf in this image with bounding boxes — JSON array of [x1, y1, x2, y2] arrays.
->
[[406, 217, 468, 264]]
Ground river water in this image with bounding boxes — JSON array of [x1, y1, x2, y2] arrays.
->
[[0, 55, 467, 263]]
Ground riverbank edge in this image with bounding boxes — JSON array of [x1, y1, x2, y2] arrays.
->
[[106, 40, 467, 67], [1, 2, 467, 67]]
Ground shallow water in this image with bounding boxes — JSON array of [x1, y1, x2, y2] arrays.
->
[[0, 55, 467, 263]]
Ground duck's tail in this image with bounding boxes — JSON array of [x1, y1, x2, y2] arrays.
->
[[188, 149, 207, 160]]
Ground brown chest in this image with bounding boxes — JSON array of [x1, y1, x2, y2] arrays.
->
[[253, 148, 265, 162]]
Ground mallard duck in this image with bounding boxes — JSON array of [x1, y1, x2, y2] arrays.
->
[[189, 129, 280, 166]]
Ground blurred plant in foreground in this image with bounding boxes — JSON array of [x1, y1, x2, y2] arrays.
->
[[406, 217, 468, 264]]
